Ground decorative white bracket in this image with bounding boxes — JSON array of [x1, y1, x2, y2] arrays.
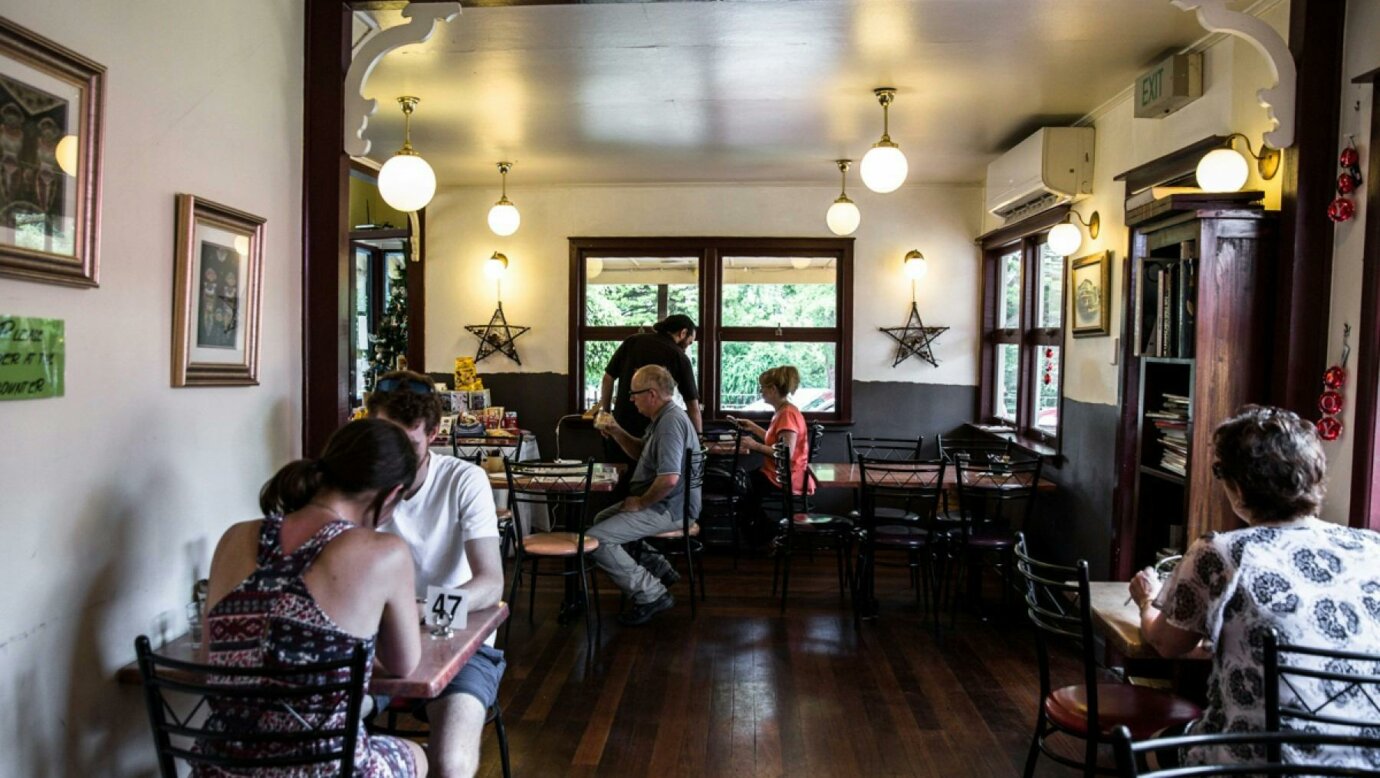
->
[[1171, 0, 1296, 149], [344, 2, 461, 157]]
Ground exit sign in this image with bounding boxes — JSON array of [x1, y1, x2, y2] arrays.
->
[[1135, 53, 1203, 118]]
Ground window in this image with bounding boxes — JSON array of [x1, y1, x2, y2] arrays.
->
[[570, 238, 853, 422], [980, 221, 1066, 444]]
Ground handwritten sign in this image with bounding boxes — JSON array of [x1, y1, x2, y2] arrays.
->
[[0, 316, 64, 400], [425, 585, 468, 631]]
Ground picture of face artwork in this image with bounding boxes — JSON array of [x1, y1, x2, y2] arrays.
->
[[196, 241, 241, 349], [0, 72, 75, 255]]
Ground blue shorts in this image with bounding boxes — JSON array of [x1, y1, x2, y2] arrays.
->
[[372, 645, 506, 717]]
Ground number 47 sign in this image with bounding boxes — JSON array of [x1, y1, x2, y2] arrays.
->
[[426, 586, 468, 631]]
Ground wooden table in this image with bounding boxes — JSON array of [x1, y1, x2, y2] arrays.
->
[[808, 462, 1057, 491], [1086, 582, 1209, 661], [118, 603, 509, 698], [487, 462, 622, 492]]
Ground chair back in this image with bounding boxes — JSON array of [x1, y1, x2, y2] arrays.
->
[[855, 455, 945, 534], [847, 434, 924, 464], [681, 445, 707, 533], [1013, 535, 1101, 732], [1110, 724, 1380, 777], [504, 460, 596, 551], [936, 432, 1014, 463], [773, 439, 803, 523], [1263, 629, 1380, 763], [134, 635, 367, 777], [952, 455, 1043, 535], [806, 422, 825, 463]]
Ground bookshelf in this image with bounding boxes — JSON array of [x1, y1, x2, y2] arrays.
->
[[1113, 194, 1277, 578]]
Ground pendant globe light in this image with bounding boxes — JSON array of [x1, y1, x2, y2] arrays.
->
[[825, 159, 861, 236], [487, 161, 521, 236], [377, 96, 437, 213], [860, 88, 908, 193]]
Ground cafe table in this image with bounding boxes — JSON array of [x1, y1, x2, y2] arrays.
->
[[1085, 582, 1210, 661], [118, 603, 510, 698], [808, 462, 1057, 492]]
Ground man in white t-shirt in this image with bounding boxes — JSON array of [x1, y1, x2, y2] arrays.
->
[[367, 370, 505, 778]]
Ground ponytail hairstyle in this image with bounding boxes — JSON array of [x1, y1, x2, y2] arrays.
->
[[259, 418, 419, 518], [758, 365, 801, 398]]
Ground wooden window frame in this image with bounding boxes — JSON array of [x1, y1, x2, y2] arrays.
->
[[568, 237, 854, 424]]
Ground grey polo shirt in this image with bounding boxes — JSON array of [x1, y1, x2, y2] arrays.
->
[[629, 401, 701, 520]]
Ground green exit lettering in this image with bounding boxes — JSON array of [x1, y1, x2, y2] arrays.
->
[[1141, 68, 1162, 107]]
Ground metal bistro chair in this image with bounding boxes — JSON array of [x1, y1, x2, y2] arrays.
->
[[771, 440, 853, 613], [700, 424, 747, 564], [1014, 536, 1201, 777], [134, 635, 369, 777], [806, 422, 825, 463], [1111, 725, 1380, 777], [452, 444, 518, 562], [642, 446, 708, 617], [367, 697, 512, 778], [845, 433, 926, 524], [853, 455, 948, 634], [504, 459, 601, 653], [950, 454, 1043, 621], [1264, 629, 1380, 764]]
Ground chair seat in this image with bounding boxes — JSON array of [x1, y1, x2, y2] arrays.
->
[[496, 507, 512, 521], [848, 507, 919, 522], [964, 530, 1016, 550], [652, 522, 700, 539], [874, 526, 931, 548], [780, 514, 852, 531], [522, 532, 599, 556], [1044, 683, 1202, 740]]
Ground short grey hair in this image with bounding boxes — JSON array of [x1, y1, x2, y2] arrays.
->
[[632, 364, 675, 396]]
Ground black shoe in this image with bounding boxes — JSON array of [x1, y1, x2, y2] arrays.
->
[[659, 567, 681, 588], [618, 592, 675, 626]]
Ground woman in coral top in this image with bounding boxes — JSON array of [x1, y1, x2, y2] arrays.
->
[[732, 365, 813, 507]]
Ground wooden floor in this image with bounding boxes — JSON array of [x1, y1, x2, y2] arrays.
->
[[477, 552, 1091, 777]]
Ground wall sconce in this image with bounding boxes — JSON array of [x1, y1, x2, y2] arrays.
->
[[903, 249, 927, 280], [1196, 133, 1281, 192], [378, 96, 437, 212], [825, 159, 861, 236], [861, 88, 908, 193], [487, 161, 521, 236], [1048, 209, 1100, 257], [485, 250, 508, 280]]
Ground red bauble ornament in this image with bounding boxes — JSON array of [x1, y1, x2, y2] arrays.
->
[[1329, 197, 1356, 223], [1044, 347, 1054, 359], [1339, 173, 1358, 194], [1317, 416, 1343, 441], [1324, 365, 1347, 389], [1320, 390, 1344, 415], [1341, 146, 1360, 168], [1042, 373, 1052, 385]]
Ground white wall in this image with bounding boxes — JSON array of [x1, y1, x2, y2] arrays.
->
[[0, 2, 304, 774], [424, 183, 984, 385], [1319, 0, 1380, 524]]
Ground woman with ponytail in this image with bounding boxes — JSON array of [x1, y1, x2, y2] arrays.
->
[[199, 419, 428, 776], [731, 366, 813, 528]]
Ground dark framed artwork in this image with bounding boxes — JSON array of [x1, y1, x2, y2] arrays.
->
[[0, 17, 104, 287], [1070, 250, 1112, 338], [172, 194, 265, 386]]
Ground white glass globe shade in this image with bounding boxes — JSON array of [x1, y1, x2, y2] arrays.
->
[[903, 256, 928, 280], [826, 199, 861, 236], [55, 134, 78, 177], [488, 202, 521, 236], [1196, 148, 1249, 193], [1047, 222, 1083, 256], [378, 153, 436, 212], [233, 235, 250, 256], [790, 257, 811, 270], [586, 257, 604, 279], [860, 144, 908, 193]]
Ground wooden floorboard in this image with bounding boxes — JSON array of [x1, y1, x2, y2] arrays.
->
[[476, 552, 1092, 777]]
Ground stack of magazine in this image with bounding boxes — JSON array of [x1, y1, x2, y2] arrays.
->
[[1146, 393, 1191, 476]]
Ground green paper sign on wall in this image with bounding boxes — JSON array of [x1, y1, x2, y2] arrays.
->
[[0, 316, 64, 400]]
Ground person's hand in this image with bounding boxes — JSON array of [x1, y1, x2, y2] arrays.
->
[[738, 440, 755, 455], [1129, 567, 1161, 609]]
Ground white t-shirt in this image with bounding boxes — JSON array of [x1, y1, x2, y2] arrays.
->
[[383, 454, 499, 598]]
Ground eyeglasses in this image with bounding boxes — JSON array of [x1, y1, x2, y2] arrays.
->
[[376, 377, 435, 395], [628, 388, 653, 398]]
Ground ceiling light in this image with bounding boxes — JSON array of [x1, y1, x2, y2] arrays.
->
[[488, 161, 520, 236], [55, 135, 78, 177], [790, 257, 811, 270], [587, 257, 604, 279], [377, 96, 437, 213], [860, 88, 908, 193], [903, 250, 928, 280], [826, 159, 861, 236]]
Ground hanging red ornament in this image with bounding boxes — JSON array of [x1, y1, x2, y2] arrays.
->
[[1319, 390, 1344, 416], [1341, 146, 1360, 168], [1042, 373, 1052, 385], [1324, 365, 1346, 389], [1317, 416, 1343, 441], [1329, 197, 1356, 223], [1044, 347, 1054, 359], [1338, 173, 1358, 195]]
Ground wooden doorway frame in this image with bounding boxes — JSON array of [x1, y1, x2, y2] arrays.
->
[[1349, 67, 1380, 530]]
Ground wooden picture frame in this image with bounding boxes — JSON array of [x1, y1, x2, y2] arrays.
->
[[1070, 250, 1111, 338], [0, 17, 105, 287], [171, 194, 265, 386]]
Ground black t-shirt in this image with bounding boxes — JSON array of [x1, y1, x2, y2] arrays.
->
[[605, 332, 699, 436]]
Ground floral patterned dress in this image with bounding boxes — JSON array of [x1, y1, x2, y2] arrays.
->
[[1154, 517, 1380, 769], [197, 516, 417, 777]]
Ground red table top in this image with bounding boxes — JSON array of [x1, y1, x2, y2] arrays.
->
[[486, 462, 622, 492]]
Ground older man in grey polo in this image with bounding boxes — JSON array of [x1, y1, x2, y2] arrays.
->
[[591, 364, 701, 625]]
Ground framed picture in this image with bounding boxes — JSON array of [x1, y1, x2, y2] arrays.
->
[[171, 194, 265, 386], [1070, 250, 1112, 338], [0, 18, 104, 287]]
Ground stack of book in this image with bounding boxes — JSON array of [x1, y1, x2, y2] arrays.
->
[[1146, 393, 1191, 476]]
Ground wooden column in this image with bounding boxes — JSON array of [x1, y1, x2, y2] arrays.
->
[[302, 0, 352, 456], [1349, 67, 1380, 530]]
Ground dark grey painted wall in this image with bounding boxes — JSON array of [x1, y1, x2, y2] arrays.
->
[[1028, 398, 1119, 577]]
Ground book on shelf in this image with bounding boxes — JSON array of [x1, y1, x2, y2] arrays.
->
[[1136, 256, 1199, 358]]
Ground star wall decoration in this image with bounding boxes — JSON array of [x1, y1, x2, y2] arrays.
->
[[465, 303, 530, 365], [879, 301, 948, 368]]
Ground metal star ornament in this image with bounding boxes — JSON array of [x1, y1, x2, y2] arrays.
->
[[879, 301, 948, 368], [465, 303, 530, 365]]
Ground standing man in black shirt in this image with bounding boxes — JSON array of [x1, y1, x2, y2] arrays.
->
[[599, 314, 702, 494]]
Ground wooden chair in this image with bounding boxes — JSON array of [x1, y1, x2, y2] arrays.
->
[[950, 455, 1043, 621], [134, 635, 368, 776], [853, 455, 948, 634], [642, 446, 708, 617], [504, 460, 601, 653], [770, 440, 853, 613], [1110, 725, 1380, 777], [1014, 537, 1201, 777], [1264, 629, 1380, 764]]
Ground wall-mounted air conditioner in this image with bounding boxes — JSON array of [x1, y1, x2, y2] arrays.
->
[[985, 127, 1095, 221]]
